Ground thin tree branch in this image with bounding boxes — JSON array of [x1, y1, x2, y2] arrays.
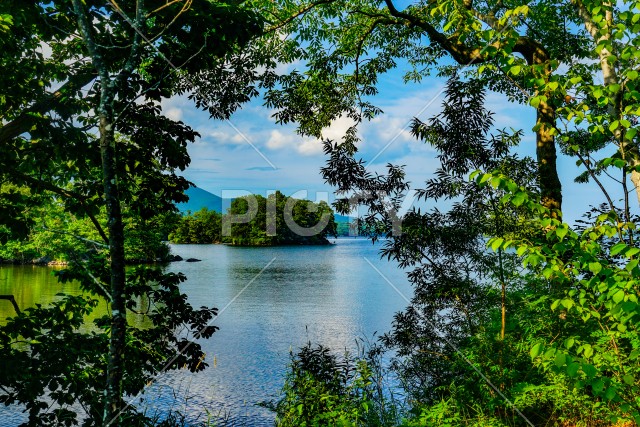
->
[[0, 295, 21, 315], [266, 0, 336, 33]]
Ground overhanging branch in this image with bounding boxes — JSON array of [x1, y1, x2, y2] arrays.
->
[[382, 0, 548, 66], [0, 71, 96, 145]]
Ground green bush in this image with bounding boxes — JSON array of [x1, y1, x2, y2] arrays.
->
[[267, 343, 400, 427]]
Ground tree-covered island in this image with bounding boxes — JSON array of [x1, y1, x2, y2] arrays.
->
[[170, 191, 337, 246]]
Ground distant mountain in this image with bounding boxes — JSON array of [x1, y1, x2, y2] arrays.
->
[[334, 214, 351, 223], [176, 186, 352, 222], [176, 187, 223, 213]]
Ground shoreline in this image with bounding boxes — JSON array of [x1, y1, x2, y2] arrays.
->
[[0, 255, 183, 267]]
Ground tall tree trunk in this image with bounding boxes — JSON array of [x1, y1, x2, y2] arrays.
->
[[531, 48, 563, 214], [536, 98, 562, 213], [99, 109, 128, 427], [70, 1, 128, 424], [576, 0, 640, 209]]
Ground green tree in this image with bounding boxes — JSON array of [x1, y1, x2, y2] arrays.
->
[[320, 77, 544, 422], [299, 75, 640, 425], [252, 0, 640, 215], [267, 343, 395, 427], [0, 1, 264, 424], [0, 190, 178, 264], [225, 192, 337, 246], [169, 208, 222, 244], [252, 0, 640, 421]]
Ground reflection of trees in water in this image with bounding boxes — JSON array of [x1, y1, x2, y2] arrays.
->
[[0, 265, 152, 329]]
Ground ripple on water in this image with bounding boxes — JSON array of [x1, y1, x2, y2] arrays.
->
[[0, 239, 411, 425]]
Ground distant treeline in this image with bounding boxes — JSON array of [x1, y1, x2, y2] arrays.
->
[[170, 191, 339, 245]]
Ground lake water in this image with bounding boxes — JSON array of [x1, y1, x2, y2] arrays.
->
[[0, 239, 411, 426]]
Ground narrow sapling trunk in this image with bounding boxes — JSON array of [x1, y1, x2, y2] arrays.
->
[[99, 110, 128, 426], [71, 1, 129, 424]]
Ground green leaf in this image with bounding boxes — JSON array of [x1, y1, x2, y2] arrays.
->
[[610, 121, 620, 132], [530, 343, 543, 358], [478, 173, 492, 185], [613, 290, 625, 304], [567, 362, 581, 377], [512, 192, 526, 207], [583, 363, 597, 378], [592, 379, 605, 394], [626, 247, 640, 257], [588, 262, 602, 275], [626, 128, 638, 140], [611, 242, 627, 256], [583, 344, 594, 358], [490, 238, 504, 252], [530, 96, 541, 108], [556, 227, 568, 239], [621, 301, 636, 312], [604, 386, 617, 400], [554, 352, 566, 367]]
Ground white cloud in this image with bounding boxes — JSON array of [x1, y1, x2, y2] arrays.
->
[[266, 129, 294, 149], [484, 91, 533, 130], [366, 115, 414, 143], [320, 115, 358, 142], [165, 107, 183, 121], [297, 138, 324, 156], [199, 128, 242, 146], [274, 60, 301, 75], [266, 129, 322, 155], [160, 95, 190, 121], [231, 133, 246, 143], [38, 42, 53, 59]]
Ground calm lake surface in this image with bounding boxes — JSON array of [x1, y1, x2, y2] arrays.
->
[[0, 239, 411, 426]]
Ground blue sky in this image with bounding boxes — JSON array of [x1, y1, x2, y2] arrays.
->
[[161, 66, 628, 224]]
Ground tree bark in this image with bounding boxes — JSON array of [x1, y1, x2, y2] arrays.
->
[[99, 110, 127, 427], [536, 96, 562, 213]]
